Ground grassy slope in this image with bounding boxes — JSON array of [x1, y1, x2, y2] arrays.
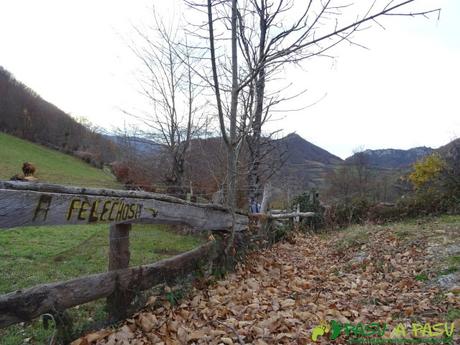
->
[[0, 224, 203, 294], [0, 224, 204, 344], [0, 132, 120, 188], [0, 132, 204, 344]]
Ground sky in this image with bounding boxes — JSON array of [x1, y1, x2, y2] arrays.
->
[[0, 0, 458, 159]]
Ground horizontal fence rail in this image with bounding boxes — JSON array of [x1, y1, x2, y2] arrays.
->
[[0, 241, 220, 328], [268, 211, 316, 219], [0, 181, 247, 231]]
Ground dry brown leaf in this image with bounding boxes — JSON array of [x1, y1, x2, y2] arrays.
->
[[220, 337, 234, 345]]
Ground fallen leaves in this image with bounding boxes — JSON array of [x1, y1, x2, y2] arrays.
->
[[73, 224, 459, 345]]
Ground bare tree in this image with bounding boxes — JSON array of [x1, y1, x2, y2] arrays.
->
[[201, 0, 247, 213], [127, 15, 207, 196], [349, 147, 371, 197], [186, 0, 439, 212]]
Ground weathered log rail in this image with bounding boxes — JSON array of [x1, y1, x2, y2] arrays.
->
[[0, 181, 246, 328], [0, 181, 247, 231], [0, 241, 220, 328]]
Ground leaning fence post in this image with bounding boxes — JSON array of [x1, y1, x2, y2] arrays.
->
[[106, 223, 132, 320]]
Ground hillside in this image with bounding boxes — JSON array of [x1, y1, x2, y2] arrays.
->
[[270, 133, 343, 200], [0, 66, 117, 164], [0, 132, 120, 188], [276, 133, 342, 165], [437, 138, 460, 158], [345, 146, 434, 169]]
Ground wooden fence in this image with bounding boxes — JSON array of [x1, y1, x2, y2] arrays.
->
[[0, 181, 247, 328], [0, 181, 314, 331]]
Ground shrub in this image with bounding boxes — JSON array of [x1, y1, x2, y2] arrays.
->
[[290, 189, 324, 230], [408, 154, 445, 190]]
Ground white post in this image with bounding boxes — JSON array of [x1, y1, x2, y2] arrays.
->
[[294, 203, 300, 224], [260, 183, 272, 214]]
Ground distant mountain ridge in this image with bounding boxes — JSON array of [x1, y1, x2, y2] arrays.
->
[[105, 135, 162, 155], [345, 146, 434, 169]]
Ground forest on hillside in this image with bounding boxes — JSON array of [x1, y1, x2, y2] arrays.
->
[[0, 67, 118, 166]]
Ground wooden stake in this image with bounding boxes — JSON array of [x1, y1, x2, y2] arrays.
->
[[106, 223, 132, 320]]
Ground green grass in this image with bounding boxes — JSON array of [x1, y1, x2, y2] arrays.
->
[[0, 223, 203, 344], [335, 224, 371, 251], [438, 255, 460, 276], [0, 132, 120, 188], [0, 224, 203, 294], [415, 273, 429, 281], [446, 308, 460, 322]]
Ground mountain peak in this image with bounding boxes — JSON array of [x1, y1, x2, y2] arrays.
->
[[277, 133, 342, 165]]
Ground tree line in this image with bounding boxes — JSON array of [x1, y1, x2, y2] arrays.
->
[[0, 66, 118, 166]]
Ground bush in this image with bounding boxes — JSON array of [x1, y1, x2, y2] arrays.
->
[[290, 189, 324, 230], [74, 150, 103, 168], [323, 197, 371, 228]]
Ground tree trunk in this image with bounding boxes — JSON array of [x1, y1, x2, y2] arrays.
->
[[227, 0, 239, 213], [247, 2, 267, 205]]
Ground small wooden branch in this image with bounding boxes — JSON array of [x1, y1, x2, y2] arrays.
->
[[268, 211, 316, 219]]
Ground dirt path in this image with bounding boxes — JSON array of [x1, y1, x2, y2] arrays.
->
[[73, 219, 460, 345]]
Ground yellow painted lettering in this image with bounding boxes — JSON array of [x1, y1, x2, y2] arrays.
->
[[135, 204, 142, 218], [128, 204, 135, 219], [67, 199, 81, 220], [78, 201, 90, 220], [412, 323, 423, 337], [116, 202, 124, 221], [422, 323, 433, 337], [122, 204, 129, 220], [100, 201, 111, 221], [88, 200, 100, 222], [109, 202, 119, 221]]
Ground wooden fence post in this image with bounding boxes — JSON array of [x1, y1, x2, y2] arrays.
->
[[294, 204, 300, 229], [106, 223, 132, 320]]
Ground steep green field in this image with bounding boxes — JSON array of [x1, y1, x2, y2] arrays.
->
[[0, 224, 204, 345], [0, 132, 205, 344], [0, 132, 120, 188]]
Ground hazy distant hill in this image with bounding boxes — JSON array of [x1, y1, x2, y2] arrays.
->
[[345, 146, 434, 169], [276, 133, 343, 165], [105, 135, 162, 155], [271, 133, 343, 198]]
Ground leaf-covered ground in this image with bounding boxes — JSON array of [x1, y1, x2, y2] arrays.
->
[[73, 217, 460, 345]]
